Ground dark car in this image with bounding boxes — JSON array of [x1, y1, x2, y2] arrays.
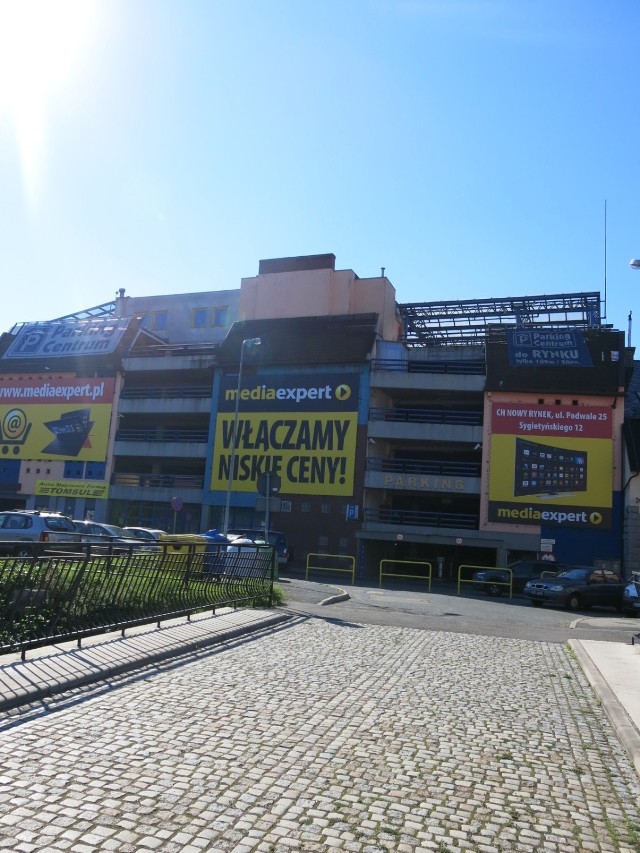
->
[[472, 559, 563, 596], [523, 567, 626, 611], [622, 573, 640, 617], [226, 528, 291, 568]]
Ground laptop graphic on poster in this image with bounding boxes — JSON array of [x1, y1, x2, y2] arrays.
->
[[42, 408, 93, 456], [514, 437, 587, 497]]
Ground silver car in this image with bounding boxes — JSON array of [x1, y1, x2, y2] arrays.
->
[[0, 510, 80, 557], [73, 520, 157, 553]]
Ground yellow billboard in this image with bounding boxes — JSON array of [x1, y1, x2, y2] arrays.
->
[[35, 480, 109, 499], [487, 401, 613, 529], [0, 376, 114, 461], [213, 372, 360, 497], [212, 411, 357, 496]]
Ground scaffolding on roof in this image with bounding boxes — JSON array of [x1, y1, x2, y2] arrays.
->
[[398, 291, 602, 347]]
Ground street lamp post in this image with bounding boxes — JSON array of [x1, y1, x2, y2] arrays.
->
[[628, 260, 640, 346], [222, 337, 261, 534]]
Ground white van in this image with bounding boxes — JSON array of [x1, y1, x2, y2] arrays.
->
[[225, 536, 273, 577]]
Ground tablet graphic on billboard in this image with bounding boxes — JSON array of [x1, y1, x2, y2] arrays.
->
[[513, 438, 587, 497]]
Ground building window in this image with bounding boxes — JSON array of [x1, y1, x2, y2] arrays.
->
[[301, 502, 311, 513], [193, 308, 208, 328], [152, 311, 168, 331], [318, 536, 329, 551], [213, 307, 228, 327], [321, 503, 330, 514], [64, 462, 84, 479], [339, 537, 350, 554], [85, 462, 106, 481]]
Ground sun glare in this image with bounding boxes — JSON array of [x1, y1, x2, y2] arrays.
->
[[0, 0, 101, 203]]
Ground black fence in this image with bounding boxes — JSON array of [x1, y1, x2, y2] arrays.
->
[[369, 407, 483, 426], [367, 457, 481, 478], [372, 358, 486, 375], [0, 540, 276, 658], [364, 507, 479, 530]]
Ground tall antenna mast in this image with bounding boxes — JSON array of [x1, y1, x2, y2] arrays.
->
[[603, 199, 607, 321]]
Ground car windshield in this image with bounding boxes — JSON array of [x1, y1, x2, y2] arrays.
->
[[125, 528, 159, 539], [556, 568, 591, 581], [100, 524, 130, 537]]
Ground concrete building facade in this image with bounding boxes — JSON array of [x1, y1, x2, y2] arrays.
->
[[0, 253, 634, 580]]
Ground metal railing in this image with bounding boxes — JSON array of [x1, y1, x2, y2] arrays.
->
[[364, 508, 479, 530], [372, 358, 485, 375], [367, 457, 481, 478], [369, 407, 483, 426], [0, 540, 275, 658], [457, 564, 558, 597], [116, 429, 209, 443], [305, 553, 355, 585], [457, 564, 513, 597], [110, 473, 205, 489], [120, 385, 212, 399], [126, 343, 220, 358], [379, 559, 432, 590]]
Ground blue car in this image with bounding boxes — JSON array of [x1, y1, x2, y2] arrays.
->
[[622, 573, 640, 617]]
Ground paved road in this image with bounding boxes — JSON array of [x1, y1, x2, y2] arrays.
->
[[280, 576, 640, 644], [0, 583, 639, 852]]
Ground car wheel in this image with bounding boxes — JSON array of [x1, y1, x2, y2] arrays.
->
[[14, 545, 34, 558], [566, 593, 581, 611], [530, 599, 544, 608], [487, 583, 502, 597]]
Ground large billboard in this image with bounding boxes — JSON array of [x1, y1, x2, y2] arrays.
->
[[507, 329, 593, 368], [0, 375, 115, 461], [487, 401, 613, 529], [485, 328, 625, 394], [3, 318, 131, 360], [211, 373, 359, 496]]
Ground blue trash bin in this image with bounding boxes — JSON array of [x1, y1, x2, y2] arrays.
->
[[202, 529, 231, 577]]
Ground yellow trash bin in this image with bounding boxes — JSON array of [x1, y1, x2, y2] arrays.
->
[[159, 534, 208, 571]]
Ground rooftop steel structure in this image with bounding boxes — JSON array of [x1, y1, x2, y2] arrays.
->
[[398, 291, 602, 347]]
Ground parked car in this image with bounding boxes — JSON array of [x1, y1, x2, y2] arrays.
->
[[523, 567, 626, 611], [0, 510, 80, 557], [226, 528, 291, 568], [224, 536, 273, 577], [123, 527, 167, 541], [472, 559, 563, 596], [73, 520, 156, 553], [622, 573, 640, 617]]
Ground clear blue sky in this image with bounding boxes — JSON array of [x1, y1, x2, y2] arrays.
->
[[1, 0, 639, 341]]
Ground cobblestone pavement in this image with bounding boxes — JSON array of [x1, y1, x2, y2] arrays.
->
[[1, 618, 640, 853]]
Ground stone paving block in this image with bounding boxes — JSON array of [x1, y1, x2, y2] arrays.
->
[[0, 623, 639, 851]]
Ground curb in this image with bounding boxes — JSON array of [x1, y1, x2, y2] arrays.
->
[[569, 639, 640, 777], [0, 611, 292, 713], [320, 588, 350, 606]]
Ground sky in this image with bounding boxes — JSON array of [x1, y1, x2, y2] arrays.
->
[[1, 0, 639, 342]]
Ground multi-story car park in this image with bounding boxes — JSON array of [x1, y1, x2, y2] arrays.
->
[[0, 253, 636, 582]]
